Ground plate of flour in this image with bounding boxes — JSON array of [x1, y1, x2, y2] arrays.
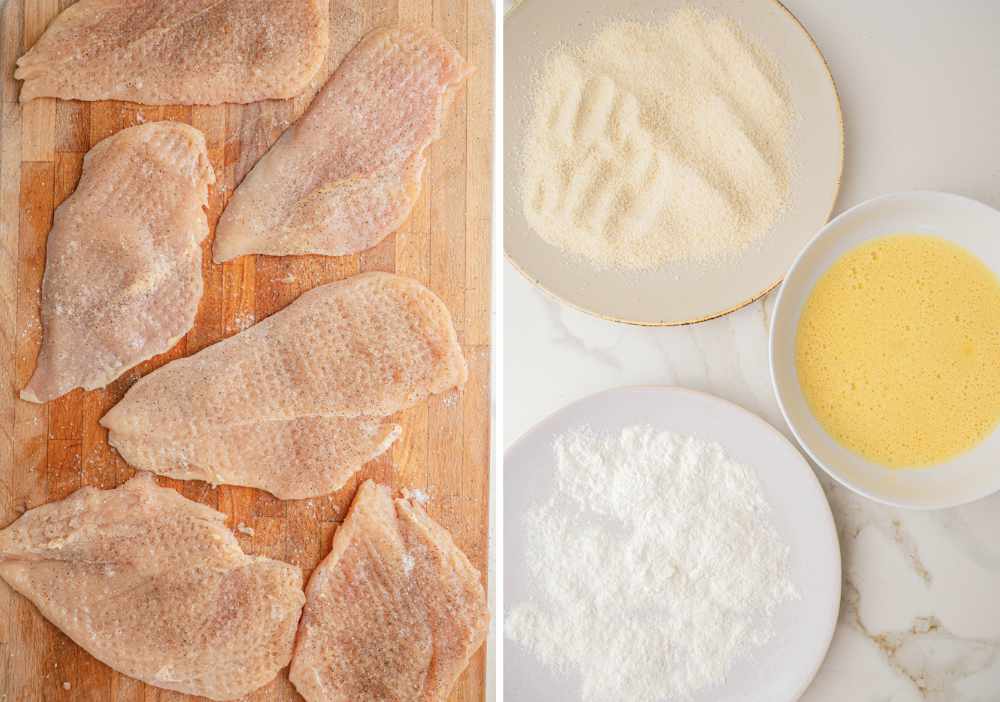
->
[[504, 0, 843, 324], [504, 386, 841, 701]]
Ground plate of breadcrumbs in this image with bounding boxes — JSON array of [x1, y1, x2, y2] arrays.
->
[[504, 0, 843, 325]]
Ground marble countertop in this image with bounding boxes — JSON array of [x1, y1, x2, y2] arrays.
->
[[503, 1, 1000, 699]]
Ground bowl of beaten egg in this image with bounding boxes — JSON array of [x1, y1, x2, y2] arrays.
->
[[771, 191, 1000, 509]]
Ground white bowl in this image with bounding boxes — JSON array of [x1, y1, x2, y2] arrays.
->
[[770, 191, 1000, 509]]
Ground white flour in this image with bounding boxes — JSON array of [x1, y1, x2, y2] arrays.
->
[[506, 425, 798, 701]]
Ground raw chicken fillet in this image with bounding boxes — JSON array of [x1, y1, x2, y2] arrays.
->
[[21, 121, 214, 403], [101, 273, 468, 499], [15, 0, 329, 104], [0, 473, 305, 701], [289, 480, 489, 702], [213, 27, 473, 261]]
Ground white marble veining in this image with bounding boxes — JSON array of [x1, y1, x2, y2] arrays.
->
[[503, 1, 1000, 699]]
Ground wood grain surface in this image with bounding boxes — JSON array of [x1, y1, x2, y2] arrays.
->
[[0, 0, 493, 700]]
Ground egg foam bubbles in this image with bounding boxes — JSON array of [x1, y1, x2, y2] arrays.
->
[[795, 233, 1000, 467]]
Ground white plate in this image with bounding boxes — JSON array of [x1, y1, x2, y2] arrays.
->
[[504, 386, 841, 701], [770, 190, 1000, 509], [504, 0, 843, 325]]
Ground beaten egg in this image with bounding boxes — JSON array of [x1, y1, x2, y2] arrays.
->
[[795, 234, 1000, 467]]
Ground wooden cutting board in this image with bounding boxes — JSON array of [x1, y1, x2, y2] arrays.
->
[[0, 1, 493, 700]]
